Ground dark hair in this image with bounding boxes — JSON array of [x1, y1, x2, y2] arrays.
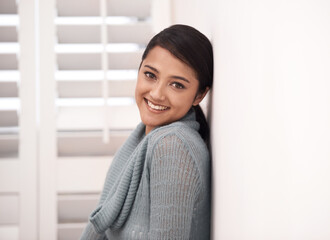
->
[[141, 24, 214, 143]]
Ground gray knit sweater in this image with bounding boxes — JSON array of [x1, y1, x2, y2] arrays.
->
[[80, 110, 211, 240]]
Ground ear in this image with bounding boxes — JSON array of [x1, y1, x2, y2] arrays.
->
[[193, 87, 210, 106]]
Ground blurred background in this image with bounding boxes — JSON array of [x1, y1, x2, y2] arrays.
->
[[1, 0, 330, 239]]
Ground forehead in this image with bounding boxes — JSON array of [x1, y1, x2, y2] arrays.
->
[[142, 46, 198, 80]]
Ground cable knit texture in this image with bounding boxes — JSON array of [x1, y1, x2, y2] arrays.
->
[[80, 109, 211, 240]]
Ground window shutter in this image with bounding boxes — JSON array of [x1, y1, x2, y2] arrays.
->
[[54, 0, 153, 239], [0, 1, 155, 239], [0, 1, 20, 239], [0, 2, 19, 158], [0, 0, 38, 239]]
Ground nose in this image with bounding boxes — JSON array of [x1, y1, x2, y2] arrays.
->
[[150, 82, 166, 101]]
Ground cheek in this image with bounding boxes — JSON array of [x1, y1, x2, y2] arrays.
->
[[171, 93, 195, 110], [136, 77, 153, 96], [135, 78, 145, 98]]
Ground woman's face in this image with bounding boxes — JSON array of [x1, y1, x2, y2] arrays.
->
[[135, 46, 207, 134]]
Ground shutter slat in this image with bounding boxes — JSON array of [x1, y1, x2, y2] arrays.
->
[[108, 51, 142, 69], [57, 157, 112, 193], [57, 105, 140, 130], [58, 194, 98, 223], [0, 0, 17, 14], [107, 23, 153, 43], [0, 136, 18, 158], [57, 51, 143, 70], [58, 131, 129, 157], [58, 79, 136, 98], [57, 0, 100, 17], [55, 69, 137, 80], [0, 226, 19, 240], [0, 110, 18, 127], [0, 160, 19, 192], [0, 27, 18, 42], [58, 223, 86, 240], [0, 195, 19, 224], [57, 25, 99, 43], [57, 22, 153, 44], [0, 98, 19, 126], [57, 0, 151, 18], [107, 0, 151, 18], [0, 81, 18, 97], [0, 70, 19, 80], [0, 54, 18, 70], [57, 53, 100, 70]]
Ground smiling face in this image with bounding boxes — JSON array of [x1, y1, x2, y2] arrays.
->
[[135, 46, 208, 134]]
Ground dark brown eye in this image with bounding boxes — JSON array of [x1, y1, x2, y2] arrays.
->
[[144, 71, 156, 79], [171, 82, 185, 89]]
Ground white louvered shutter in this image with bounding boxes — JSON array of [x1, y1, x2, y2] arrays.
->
[[0, 0, 155, 239], [0, 0, 38, 239], [0, 2, 18, 157], [54, 0, 153, 239]]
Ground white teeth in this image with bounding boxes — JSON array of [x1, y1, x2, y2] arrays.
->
[[147, 100, 168, 111]]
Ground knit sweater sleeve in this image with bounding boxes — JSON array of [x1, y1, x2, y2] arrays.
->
[[149, 133, 201, 239], [80, 221, 107, 240]]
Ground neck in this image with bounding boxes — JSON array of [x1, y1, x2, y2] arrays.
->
[[145, 126, 154, 135]]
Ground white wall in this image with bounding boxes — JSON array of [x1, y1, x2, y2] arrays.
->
[[210, 0, 330, 239], [168, 0, 330, 239]]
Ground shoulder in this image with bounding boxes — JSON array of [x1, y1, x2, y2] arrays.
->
[[146, 121, 210, 202], [147, 121, 210, 169], [150, 121, 200, 147]]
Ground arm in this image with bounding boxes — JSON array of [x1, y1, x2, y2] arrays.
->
[[80, 222, 107, 240], [149, 134, 201, 239]]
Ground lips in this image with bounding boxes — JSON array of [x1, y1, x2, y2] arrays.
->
[[145, 98, 169, 111]]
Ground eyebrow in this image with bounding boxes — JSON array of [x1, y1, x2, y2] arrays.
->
[[144, 64, 191, 83]]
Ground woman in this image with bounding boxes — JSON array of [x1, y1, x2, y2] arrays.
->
[[81, 24, 213, 240]]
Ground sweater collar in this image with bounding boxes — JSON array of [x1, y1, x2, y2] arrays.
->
[[144, 108, 200, 135]]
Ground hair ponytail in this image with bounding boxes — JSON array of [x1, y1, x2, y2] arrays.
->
[[193, 104, 210, 147]]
